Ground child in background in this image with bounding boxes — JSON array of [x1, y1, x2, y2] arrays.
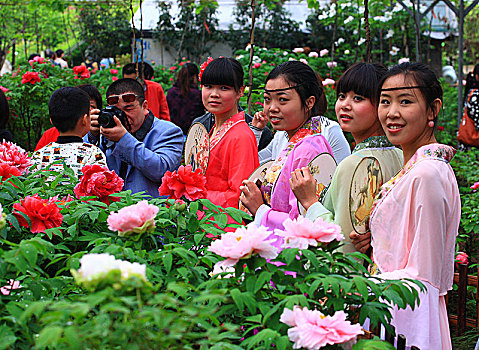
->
[[33, 87, 107, 178], [35, 84, 103, 151], [200, 57, 259, 208]]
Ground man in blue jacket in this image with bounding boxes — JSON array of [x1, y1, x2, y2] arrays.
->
[[85, 78, 184, 198]]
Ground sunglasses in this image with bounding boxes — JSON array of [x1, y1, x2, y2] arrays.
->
[[107, 93, 141, 105]]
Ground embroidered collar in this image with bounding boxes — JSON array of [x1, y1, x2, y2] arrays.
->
[[353, 135, 395, 152], [375, 143, 455, 202], [209, 111, 245, 150]]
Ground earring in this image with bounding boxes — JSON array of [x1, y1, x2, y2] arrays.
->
[[428, 120, 435, 128]]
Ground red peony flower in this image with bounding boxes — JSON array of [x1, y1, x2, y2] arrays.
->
[[199, 57, 214, 82], [456, 251, 469, 265], [29, 56, 45, 67], [0, 141, 32, 174], [73, 65, 90, 80], [112, 76, 118, 81], [169, 66, 177, 71], [21, 71, 41, 85], [437, 126, 445, 131], [110, 69, 118, 75], [0, 86, 8, 93], [0, 163, 21, 180], [158, 165, 207, 201], [74, 165, 124, 204], [13, 194, 63, 233]]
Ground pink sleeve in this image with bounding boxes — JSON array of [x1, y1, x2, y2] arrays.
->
[[373, 161, 460, 294], [261, 135, 333, 231]]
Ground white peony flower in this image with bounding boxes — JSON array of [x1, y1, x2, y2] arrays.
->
[[398, 57, 410, 64], [336, 38, 345, 45], [293, 47, 304, 53], [389, 46, 400, 56], [345, 49, 350, 54], [344, 15, 354, 24], [309, 51, 319, 58], [358, 38, 366, 46], [300, 58, 309, 65]]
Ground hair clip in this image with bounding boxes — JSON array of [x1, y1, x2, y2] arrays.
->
[[264, 83, 303, 93], [199, 57, 214, 82], [380, 85, 430, 91]]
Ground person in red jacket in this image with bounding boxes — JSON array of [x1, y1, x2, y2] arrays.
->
[[122, 63, 170, 121], [35, 84, 103, 151]]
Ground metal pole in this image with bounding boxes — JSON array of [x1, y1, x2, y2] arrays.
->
[[457, 0, 464, 131]]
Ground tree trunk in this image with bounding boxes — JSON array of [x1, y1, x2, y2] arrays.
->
[[247, 0, 256, 115]]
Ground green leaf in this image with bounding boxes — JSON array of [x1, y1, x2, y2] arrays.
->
[[163, 252, 173, 273], [35, 326, 63, 349], [353, 276, 369, 303], [0, 324, 16, 350], [254, 271, 272, 293], [230, 288, 244, 310]]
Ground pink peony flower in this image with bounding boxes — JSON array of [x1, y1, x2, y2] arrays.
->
[[293, 48, 304, 53], [470, 182, 479, 191], [112, 76, 118, 81], [398, 57, 410, 64], [322, 78, 335, 86], [0, 279, 21, 295], [308, 52, 319, 58], [300, 58, 309, 65], [208, 224, 278, 269], [110, 69, 118, 74], [327, 61, 338, 68], [320, 49, 329, 57], [280, 306, 363, 349], [456, 251, 468, 265], [107, 200, 159, 239], [275, 216, 343, 249], [0, 141, 32, 174], [0, 86, 9, 93], [253, 62, 261, 69]]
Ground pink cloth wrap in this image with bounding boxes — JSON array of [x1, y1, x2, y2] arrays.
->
[[370, 143, 460, 350], [260, 134, 333, 246]]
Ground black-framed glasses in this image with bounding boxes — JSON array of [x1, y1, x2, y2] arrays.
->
[[107, 93, 141, 105]]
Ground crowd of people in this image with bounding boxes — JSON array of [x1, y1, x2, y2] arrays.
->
[[0, 55, 470, 349]]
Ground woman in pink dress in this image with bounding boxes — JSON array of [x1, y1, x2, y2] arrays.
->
[[240, 61, 332, 243], [361, 62, 460, 349]]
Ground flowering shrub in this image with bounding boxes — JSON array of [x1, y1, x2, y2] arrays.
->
[[0, 157, 421, 349], [158, 164, 207, 201], [74, 164, 124, 203], [13, 194, 63, 233]]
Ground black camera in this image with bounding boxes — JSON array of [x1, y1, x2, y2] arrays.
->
[[98, 106, 129, 129]]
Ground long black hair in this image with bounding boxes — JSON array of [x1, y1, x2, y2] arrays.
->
[[265, 61, 326, 116]]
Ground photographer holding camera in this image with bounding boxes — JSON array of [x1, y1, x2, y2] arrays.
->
[[86, 78, 184, 198]]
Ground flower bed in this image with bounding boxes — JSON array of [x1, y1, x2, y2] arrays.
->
[[0, 147, 421, 349]]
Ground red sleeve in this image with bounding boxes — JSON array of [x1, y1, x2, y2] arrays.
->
[[145, 80, 170, 121], [206, 126, 259, 208], [35, 127, 59, 151]]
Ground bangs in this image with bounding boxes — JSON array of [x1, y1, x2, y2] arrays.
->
[[336, 63, 385, 103], [201, 58, 240, 90]]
